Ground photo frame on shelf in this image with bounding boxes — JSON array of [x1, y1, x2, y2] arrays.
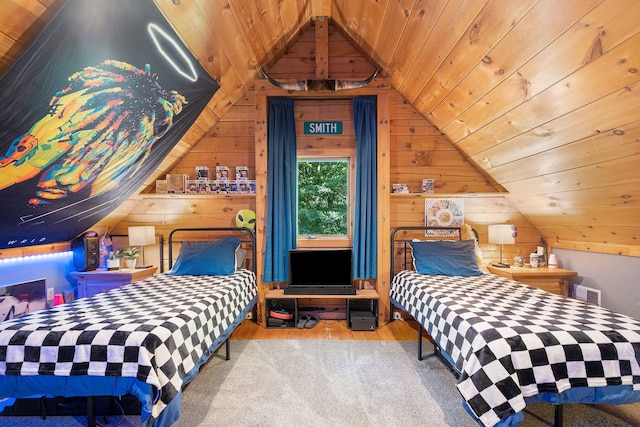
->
[[392, 184, 409, 194]]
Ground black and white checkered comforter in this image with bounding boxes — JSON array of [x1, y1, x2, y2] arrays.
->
[[0, 269, 256, 420], [390, 270, 640, 427]]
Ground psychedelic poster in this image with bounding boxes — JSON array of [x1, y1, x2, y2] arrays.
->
[[0, 0, 218, 249], [424, 198, 465, 238]]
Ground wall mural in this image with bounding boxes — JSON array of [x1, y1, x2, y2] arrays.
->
[[0, 0, 218, 249]]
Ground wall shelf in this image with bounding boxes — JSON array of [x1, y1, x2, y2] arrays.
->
[[390, 192, 507, 198], [139, 193, 256, 199]]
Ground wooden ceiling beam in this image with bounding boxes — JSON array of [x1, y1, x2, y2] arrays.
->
[[312, 0, 331, 18], [315, 16, 329, 79]]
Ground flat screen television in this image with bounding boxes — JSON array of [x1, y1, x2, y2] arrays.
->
[[285, 249, 355, 295]]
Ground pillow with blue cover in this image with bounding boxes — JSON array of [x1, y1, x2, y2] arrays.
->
[[410, 239, 483, 276], [167, 236, 241, 276]]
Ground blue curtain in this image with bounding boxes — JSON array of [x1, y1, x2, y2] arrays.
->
[[353, 96, 377, 280], [263, 98, 297, 283]]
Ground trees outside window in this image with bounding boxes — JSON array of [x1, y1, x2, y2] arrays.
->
[[297, 159, 349, 236]]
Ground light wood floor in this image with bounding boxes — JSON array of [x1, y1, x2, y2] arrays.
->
[[231, 318, 423, 341]]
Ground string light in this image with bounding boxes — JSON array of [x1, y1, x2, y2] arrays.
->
[[0, 251, 72, 264]]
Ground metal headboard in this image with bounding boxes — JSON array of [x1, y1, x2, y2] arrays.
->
[[390, 226, 462, 282], [167, 227, 257, 273]]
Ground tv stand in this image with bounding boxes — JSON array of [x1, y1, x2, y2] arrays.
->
[[265, 289, 378, 330], [284, 287, 357, 295]]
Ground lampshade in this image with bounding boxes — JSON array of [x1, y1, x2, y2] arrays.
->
[[128, 225, 156, 246], [488, 224, 517, 245]]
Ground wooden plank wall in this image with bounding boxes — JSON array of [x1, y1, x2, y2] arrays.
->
[[112, 93, 258, 272], [112, 84, 543, 315], [296, 99, 356, 159], [387, 90, 543, 266], [109, 21, 545, 325], [3, 1, 640, 263]]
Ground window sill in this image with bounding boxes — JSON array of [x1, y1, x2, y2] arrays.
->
[[297, 237, 352, 248]]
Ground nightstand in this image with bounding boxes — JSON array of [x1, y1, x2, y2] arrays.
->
[[71, 266, 158, 298], [487, 265, 577, 296]]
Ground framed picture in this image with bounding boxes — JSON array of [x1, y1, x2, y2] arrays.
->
[[425, 198, 464, 237], [1, 279, 47, 319]]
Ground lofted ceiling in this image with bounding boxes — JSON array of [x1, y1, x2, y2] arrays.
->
[[1, 0, 639, 256]]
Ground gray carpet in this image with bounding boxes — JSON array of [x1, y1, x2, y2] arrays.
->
[[2, 339, 640, 426], [174, 340, 474, 427]]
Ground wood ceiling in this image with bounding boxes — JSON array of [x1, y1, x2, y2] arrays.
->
[[1, 0, 639, 256]]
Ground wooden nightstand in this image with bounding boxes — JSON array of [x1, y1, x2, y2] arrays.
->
[[486, 265, 577, 296], [71, 266, 158, 298]]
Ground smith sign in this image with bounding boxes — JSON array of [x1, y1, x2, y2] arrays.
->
[[303, 121, 343, 135]]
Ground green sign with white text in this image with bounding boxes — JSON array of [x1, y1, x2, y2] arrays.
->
[[304, 121, 343, 135]]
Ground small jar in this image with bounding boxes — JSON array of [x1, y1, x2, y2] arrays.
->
[[513, 256, 524, 267]]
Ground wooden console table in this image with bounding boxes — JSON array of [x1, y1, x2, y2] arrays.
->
[[487, 265, 577, 297], [71, 266, 157, 298], [265, 289, 379, 330]]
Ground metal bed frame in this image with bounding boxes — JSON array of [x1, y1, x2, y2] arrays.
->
[[389, 225, 566, 426], [167, 227, 257, 361], [1, 227, 257, 427], [389, 226, 461, 370]]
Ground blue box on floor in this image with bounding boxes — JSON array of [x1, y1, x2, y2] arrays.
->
[[350, 310, 376, 331]]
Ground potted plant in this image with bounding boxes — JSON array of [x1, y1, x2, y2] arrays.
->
[[118, 246, 139, 269], [106, 251, 120, 270]]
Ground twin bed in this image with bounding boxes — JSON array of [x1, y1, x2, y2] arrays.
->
[[0, 227, 257, 427], [3, 224, 640, 427], [389, 226, 640, 427]]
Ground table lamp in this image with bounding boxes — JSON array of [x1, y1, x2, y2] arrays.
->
[[488, 224, 517, 268], [128, 225, 156, 268]]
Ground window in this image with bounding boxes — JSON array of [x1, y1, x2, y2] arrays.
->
[[297, 159, 350, 239]]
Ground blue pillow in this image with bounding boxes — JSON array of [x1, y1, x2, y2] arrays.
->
[[410, 240, 483, 276], [168, 237, 241, 276]]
